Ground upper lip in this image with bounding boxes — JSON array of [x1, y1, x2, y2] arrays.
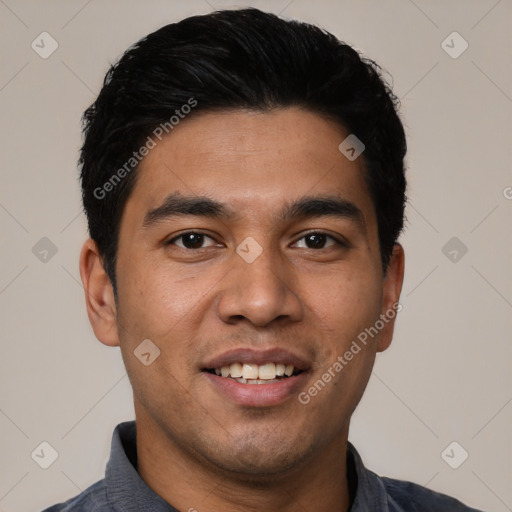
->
[[202, 347, 311, 372]]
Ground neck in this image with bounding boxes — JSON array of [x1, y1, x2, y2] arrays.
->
[[135, 416, 351, 512]]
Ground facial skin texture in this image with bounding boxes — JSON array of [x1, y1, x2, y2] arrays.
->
[[80, 107, 405, 512]]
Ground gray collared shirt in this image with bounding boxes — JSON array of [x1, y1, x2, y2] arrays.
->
[[42, 421, 483, 511]]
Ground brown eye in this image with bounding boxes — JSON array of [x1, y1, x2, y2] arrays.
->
[[305, 233, 327, 249], [294, 232, 343, 249], [168, 232, 217, 249]]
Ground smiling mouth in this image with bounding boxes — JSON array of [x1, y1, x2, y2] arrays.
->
[[204, 362, 303, 384]]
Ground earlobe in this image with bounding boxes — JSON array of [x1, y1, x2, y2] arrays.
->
[[377, 243, 405, 353], [79, 238, 120, 347]]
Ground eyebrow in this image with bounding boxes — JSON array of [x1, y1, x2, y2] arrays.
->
[[280, 196, 366, 233], [142, 193, 236, 227], [142, 192, 366, 233]]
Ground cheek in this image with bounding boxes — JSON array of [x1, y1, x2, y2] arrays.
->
[[300, 265, 383, 409], [115, 267, 204, 413], [301, 278, 380, 428], [115, 257, 225, 393], [305, 265, 383, 341], [117, 255, 215, 338]]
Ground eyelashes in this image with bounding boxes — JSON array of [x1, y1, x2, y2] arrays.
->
[[167, 232, 219, 250], [166, 231, 348, 251]]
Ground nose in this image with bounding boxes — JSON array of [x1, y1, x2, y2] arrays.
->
[[216, 243, 303, 328]]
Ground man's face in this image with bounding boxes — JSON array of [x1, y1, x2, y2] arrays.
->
[[107, 107, 402, 476]]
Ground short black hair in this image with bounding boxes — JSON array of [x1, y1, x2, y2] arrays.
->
[[80, 8, 407, 295]]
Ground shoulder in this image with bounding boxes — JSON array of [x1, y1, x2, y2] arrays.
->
[[346, 442, 483, 512], [40, 479, 109, 512], [382, 476, 484, 512]]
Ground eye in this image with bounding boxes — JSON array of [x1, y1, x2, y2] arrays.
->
[[167, 232, 219, 249], [293, 232, 345, 250]]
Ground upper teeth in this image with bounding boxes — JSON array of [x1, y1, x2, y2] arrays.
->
[[215, 363, 295, 380]]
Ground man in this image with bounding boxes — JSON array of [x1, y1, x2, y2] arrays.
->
[[44, 8, 482, 512]]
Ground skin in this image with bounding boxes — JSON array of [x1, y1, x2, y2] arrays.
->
[[80, 107, 405, 512]]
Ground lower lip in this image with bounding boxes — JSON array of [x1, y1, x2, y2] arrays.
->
[[203, 371, 308, 407]]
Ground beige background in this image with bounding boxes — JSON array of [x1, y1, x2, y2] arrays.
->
[[1, 1, 511, 511]]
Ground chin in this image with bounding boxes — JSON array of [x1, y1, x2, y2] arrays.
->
[[199, 429, 315, 481]]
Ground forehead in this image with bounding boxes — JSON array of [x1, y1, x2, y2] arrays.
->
[[122, 107, 375, 228]]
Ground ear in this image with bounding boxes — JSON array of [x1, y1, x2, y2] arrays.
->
[[79, 238, 120, 347], [377, 243, 405, 353]]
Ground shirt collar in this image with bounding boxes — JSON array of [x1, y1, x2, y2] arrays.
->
[[106, 421, 389, 511], [105, 421, 177, 511], [346, 441, 391, 511]]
